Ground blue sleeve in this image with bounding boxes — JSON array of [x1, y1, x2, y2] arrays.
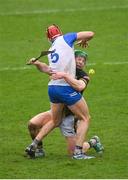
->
[[63, 33, 77, 47]]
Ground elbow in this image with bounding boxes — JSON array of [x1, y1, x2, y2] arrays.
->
[[76, 81, 86, 92], [77, 85, 85, 92], [88, 31, 95, 39]]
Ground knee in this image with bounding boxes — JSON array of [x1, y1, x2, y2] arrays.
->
[[28, 121, 38, 131], [52, 120, 59, 127], [28, 122, 40, 140], [83, 114, 91, 124], [52, 117, 62, 127]]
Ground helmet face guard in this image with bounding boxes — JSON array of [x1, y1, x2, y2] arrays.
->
[[46, 24, 62, 41]]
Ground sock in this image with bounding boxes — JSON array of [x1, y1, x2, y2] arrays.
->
[[31, 139, 39, 149], [88, 138, 97, 148], [88, 141, 93, 148], [38, 141, 43, 149], [74, 145, 83, 155]]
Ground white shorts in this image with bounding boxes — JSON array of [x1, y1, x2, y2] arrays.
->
[[59, 115, 76, 137]]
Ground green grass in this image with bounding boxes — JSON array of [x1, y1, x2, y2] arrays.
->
[[0, 0, 128, 178]]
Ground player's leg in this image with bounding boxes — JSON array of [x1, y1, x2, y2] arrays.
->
[[68, 97, 89, 146], [25, 103, 64, 158], [75, 119, 104, 154], [60, 114, 103, 156], [87, 136, 104, 154], [68, 97, 94, 159], [27, 111, 52, 158], [74, 116, 104, 154], [65, 136, 76, 156], [28, 111, 52, 140], [74, 118, 91, 153], [35, 103, 64, 141], [65, 135, 104, 156], [59, 115, 76, 156]]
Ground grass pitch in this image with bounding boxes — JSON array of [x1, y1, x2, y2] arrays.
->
[[0, 0, 128, 178]]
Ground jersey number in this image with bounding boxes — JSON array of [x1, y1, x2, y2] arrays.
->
[[51, 51, 59, 63]]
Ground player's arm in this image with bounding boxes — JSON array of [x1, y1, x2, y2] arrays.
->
[[64, 75, 86, 92], [63, 31, 94, 48], [52, 72, 87, 92], [76, 31, 95, 48], [28, 58, 52, 75]]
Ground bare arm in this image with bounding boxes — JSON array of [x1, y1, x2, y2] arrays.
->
[[77, 31, 94, 41], [28, 58, 52, 75], [64, 73, 86, 92], [52, 72, 86, 92], [76, 31, 95, 48]]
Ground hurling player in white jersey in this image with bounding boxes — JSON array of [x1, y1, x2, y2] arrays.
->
[[26, 24, 95, 159]]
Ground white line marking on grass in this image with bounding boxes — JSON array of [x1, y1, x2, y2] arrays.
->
[[0, 61, 128, 71], [87, 63, 97, 66], [0, 5, 128, 16], [0, 66, 32, 71], [103, 61, 128, 65], [88, 61, 128, 66]]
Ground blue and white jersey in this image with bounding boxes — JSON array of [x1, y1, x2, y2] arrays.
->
[[48, 33, 77, 86]]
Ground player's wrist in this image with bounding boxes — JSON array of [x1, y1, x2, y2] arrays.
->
[[63, 72, 68, 79], [33, 60, 40, 65]]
